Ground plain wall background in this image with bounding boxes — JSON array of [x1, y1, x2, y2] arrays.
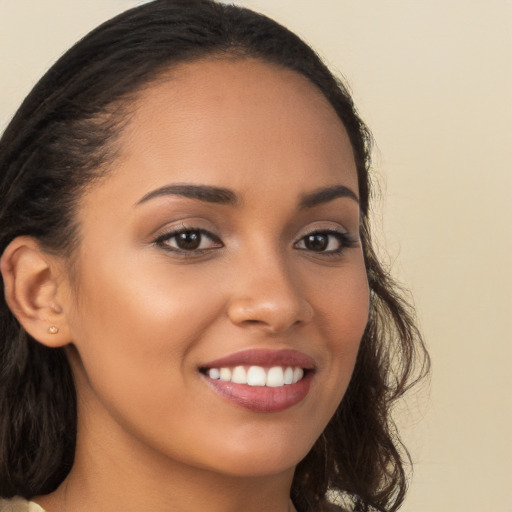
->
[[1, 1, 511, 511]]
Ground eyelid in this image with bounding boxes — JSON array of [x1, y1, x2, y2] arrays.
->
[[149, 217, 219, 244], [295, 224, 353, 242]]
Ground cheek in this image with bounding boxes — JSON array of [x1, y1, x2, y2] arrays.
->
[[70, 251, 223, 344], [312, 260, 369, 399], [314, 256, 370, 341], [65, 255, 226, 408]]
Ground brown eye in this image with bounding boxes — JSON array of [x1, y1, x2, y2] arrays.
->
[[304, 234, 329, 251], [175, 231, 202, 250], [155, 228, 223, 253], [295, 230, 355, 255]]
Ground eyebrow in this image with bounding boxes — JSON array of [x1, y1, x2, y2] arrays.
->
[[136, 183, 358, 209], [299, 185, 359, 208], [137, 184, 238, 206]]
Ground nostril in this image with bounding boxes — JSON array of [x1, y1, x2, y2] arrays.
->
[[243, 319, 265, 326]]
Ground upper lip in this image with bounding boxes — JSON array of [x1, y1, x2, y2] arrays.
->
[[200, 348, 316, 370]]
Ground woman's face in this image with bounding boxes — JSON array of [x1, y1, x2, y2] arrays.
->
[[61, 58, 369, 479]]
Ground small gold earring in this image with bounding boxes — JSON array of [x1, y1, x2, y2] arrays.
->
[[48, 326, 59, 334]]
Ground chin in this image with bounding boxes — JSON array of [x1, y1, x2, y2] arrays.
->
[[197, 432, 316, 479]]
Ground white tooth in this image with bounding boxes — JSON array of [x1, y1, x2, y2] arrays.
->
[[219, 367, 232, 382], [266, 366, 285, 387], [231, 366, 247, 384], [247, 366, 266, 386], [208, 368, 220, 380], [284, 367, 294, 385], [292, 367, 304, 384]]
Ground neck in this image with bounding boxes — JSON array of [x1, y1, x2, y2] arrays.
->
[[36, 465, 297, 512]]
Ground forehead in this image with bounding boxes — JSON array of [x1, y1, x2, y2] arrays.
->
[[93, 58, 358, 206], [131, 57, 341, 131]]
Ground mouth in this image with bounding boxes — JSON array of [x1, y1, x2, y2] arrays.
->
[[201, 365, 306, 387], [199, 349, 315, 413]]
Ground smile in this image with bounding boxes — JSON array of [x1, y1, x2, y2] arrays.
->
[[206, 365, 305, 387], [200, 349, 315, 413]]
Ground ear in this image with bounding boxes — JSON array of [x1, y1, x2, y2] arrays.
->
[[0, 236, 72, 347]]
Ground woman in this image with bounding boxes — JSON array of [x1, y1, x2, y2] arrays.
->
[[0, 1, 428, 511]]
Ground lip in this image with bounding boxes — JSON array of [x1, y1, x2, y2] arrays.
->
[[200, 348, 316, 370], [200, 349, 315, 413]]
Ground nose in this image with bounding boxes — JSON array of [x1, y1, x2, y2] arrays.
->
[[227, 254, 314, 333]]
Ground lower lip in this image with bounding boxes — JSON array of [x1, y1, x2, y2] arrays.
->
[[202, 372, 313, 413]]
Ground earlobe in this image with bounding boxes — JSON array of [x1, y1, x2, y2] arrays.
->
[[0, 236, 72, 347]]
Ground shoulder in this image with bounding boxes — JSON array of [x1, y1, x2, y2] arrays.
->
[[0, 497, 46, 512]]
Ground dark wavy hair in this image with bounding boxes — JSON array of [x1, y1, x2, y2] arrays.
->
[[0, 1, 429, 510]]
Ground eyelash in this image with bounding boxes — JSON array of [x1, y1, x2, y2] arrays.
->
[[293, 229, 358, 256], [154, 226, 357, 257], [154, 227, 223, 255]]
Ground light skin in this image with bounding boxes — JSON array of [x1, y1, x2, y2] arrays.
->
[[1, 58, 369, 512]]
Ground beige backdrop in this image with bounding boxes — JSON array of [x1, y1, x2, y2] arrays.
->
[[1, 1, 511, 511]]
